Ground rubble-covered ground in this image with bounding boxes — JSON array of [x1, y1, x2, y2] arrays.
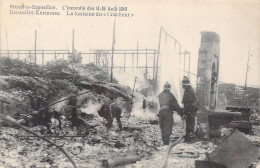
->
[[0, 117, 218, 168], [0, 57, 260, 168]]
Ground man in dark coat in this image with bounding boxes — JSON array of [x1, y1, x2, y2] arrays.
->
[[98, 103, 123, 131], [158, 81, 182, 145], [182, 76, 198, 142]]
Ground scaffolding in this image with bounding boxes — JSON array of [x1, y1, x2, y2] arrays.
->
[[0, 27, 192, 92], [81, 48, 159, 85], [0, 49, 71, 65]]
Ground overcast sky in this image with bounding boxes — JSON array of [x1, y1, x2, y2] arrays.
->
[[1, 0, 260, 87]]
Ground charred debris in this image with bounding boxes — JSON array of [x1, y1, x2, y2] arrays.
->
[[0, 57, 157, 167]]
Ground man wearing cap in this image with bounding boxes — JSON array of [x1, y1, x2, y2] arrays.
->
[[182, 76, 198, 142], [158, 81, 182, 145]]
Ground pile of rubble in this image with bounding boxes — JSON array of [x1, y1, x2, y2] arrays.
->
[[0, 57, 131, 117], [0, 57, 161, 167]]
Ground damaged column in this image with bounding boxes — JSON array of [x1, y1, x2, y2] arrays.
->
[[196, 31, 220, 111]]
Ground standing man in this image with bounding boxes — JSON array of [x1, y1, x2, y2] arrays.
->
[[158, 81, 182, 145], [182, 76, 198, 142]]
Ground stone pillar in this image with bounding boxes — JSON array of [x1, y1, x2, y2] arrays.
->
[[196, 32, 220, 110]]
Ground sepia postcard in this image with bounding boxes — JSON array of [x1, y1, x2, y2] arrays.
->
[[0, 0, 260, 168]]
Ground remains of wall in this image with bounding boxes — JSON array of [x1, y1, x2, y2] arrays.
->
[[197, 31, 220, 109]]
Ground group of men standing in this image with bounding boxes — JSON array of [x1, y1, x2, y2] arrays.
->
[[158, 76, 198, 145]]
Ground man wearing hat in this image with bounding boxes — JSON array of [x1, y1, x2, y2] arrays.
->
[[158, 81, 182, 145], [182, 76, 198, 142]]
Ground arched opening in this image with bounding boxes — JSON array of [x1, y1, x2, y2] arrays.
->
[[209, 62, 218, 109]]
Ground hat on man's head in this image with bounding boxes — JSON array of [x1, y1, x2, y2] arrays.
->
[[164, 81, 171, 90], [182, 76, 190, 85], [102, 97, 111, 105]]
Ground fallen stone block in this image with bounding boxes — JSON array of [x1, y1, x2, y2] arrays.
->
[[195, 160, 227, 168], [196, 130, 260, 168]]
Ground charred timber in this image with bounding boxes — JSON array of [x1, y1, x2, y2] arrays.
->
[[76, 82, 131, 100], [123, 126, 143, 132], [37, 91, 91, 111], [208, 110, 241, 117], [102, 156, 141, 167]]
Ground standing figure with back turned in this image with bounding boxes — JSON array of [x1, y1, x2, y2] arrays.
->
[[158, 81, 182, 145]]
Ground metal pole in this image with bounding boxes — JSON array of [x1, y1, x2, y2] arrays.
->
[[178, 43, 182, 78], [145, 47, 148, 79], [72, 29, 74, 63], [110, 17, 116, 83], [98, 53, 102, 66], [128, 77, 137, 119], [137, 42, 139, 69], [243, 45, 250, 107], [188, 53, 191, 79], [132, 53, 134, 72], [54, 51, 56, 60], [97, 53, 99, 66], [93, 50, 96, 63], [5, 29, 9, 52], [42, 50, 44, 66], [124, 51, 126, 72], [173, 40, 177, 76], [29, 50, 31, 63], [184, 51, 186, 77], [155, 27, 162, 92], [153, 50, 156, 80], [95, 52, 98, 65], [34, 30, 37, 65]]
